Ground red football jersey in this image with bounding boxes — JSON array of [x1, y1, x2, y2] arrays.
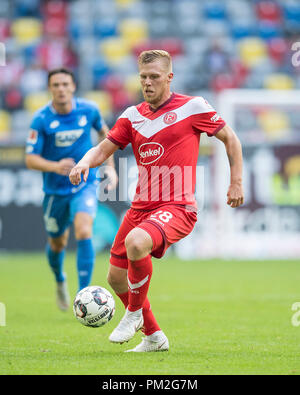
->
[[107, 93, 225, 211]]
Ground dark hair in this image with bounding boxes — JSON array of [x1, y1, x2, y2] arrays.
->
[[48, 68, 76, 85]]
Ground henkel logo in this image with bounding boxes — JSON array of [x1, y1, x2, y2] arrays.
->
[[163, 112, 177, 125], [138, 142, 164, 165]]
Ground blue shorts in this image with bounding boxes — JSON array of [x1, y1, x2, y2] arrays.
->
[[42, 183, 97, 238]]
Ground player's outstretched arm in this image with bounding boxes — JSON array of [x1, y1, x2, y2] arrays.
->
[[25, 154, 75, 176], [97, 124, 118, 191], [215, 124, 244, 208], [69, 138, 119, 185]]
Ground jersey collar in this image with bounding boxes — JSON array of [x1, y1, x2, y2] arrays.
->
[[49, 98, 77, 114], [148, 92, 175, 113]]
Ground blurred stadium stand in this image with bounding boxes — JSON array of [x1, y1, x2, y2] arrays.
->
[[0, 0, 300, 144]]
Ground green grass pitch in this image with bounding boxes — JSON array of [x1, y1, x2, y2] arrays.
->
[[0, 252, 299, 375]]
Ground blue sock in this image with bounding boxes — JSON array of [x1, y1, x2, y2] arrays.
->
[[46, 244, 65, 283], [77, 238, 95, 291]]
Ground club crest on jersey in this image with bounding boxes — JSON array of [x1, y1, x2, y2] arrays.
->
[[78, 115, 87, 127], [50, 120, 60, 129], [163, 112, 177, 125], [138, 142, 164, 165], [55, 129, 84, 147]]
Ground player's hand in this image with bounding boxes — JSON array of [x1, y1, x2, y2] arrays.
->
[[227, 183, 244, 208], [103, 166, 118, 191], [56, 158, 76, 176], [69, 162, 90, 185]]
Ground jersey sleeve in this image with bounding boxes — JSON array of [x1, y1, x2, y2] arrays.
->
[[25, 114, 45, 155], [107, 109, 132, 150], [191, 97, 226, 137]]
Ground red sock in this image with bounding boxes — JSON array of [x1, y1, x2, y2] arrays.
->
[[116, 291, 128, 309], [142, 298, 161, 336], [127, 255, 152, 312]]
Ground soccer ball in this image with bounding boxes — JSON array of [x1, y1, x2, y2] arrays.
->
[[73, 285, 115, 327]]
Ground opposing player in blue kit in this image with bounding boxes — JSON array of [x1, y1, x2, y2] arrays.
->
[[25, 68, 117, 311]]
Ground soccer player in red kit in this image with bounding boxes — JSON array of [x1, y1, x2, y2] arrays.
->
[[69, 50, 244, 352]]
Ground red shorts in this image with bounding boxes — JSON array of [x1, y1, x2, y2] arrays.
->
[[110, 205, 198, 269]]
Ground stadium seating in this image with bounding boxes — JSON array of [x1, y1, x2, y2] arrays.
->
[[84, 91, 113, 119], [238, 37, 269, 68], [0, 19, 10, 41], [263, 73, 295, 90], [4, 89, 23, 111], [258, 21, 282, 40], [93, 20, 118, 40], [11, 18, 42, 45], [283, 2, 300, 33], [0, 0, 10, 18], [124, 74, 142, 102], [0, 110, 11, 139], [11, 109, 32, 142], [92, 58, 110, 86], [115, 0, 139, 9], [42, 0, 68, 19], [0, 0, 299, 139], [283, 2, 300, 22], [100, 37, 131, 65], [255, 1, 282, 23], [43, 16, 67, 37], [231, 22, 256, 40], [203, 1, 227, 20], [14, 0, 40, 17], [119, 18, 149, 49], [257, 109, 290, 140], [24, 92, 51, 113], [268, 37, 288, 65]]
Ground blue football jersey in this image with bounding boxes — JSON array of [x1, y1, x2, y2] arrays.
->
[[26, 98, 105, 195]]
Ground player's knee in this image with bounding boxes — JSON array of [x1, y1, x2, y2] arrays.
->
[[49, 238, 67, 252], [74, 213, 93, 240], [125, 230, 152, 260], [74, 224, 92, 240], [125, 234, 143, 257]]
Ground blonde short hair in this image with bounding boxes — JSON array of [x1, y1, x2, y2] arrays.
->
[[138, 50, 172, 72]]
